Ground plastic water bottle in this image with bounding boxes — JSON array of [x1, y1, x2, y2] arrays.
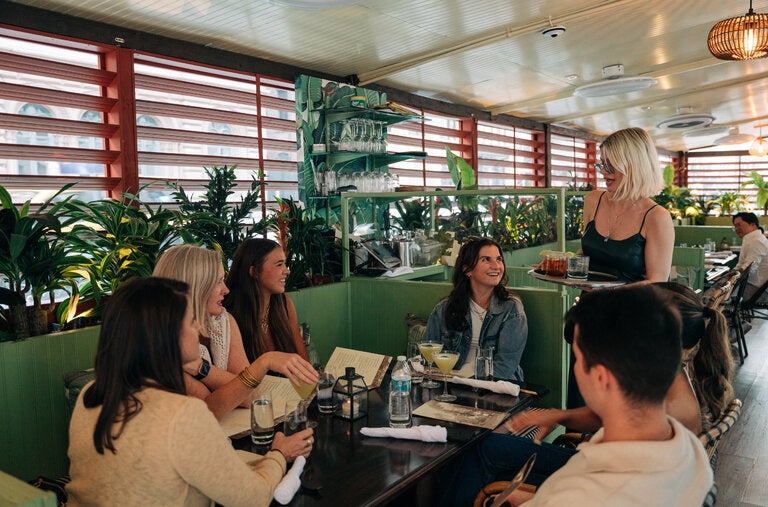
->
[[389, 355, 412, 428]]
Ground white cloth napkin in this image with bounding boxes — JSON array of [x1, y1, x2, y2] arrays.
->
[[451, 376, 520, 396], [273, 455, 306, 505], [360, 425, 447, 442]]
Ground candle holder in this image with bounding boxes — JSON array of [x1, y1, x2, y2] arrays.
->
[[333, 366, 368, 420]]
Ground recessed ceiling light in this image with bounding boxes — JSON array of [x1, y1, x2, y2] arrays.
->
[[640, 105, 653, 111], [565, 74, 579, 81]]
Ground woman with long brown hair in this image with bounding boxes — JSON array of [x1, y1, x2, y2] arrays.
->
[[225, 238, 308, 362]]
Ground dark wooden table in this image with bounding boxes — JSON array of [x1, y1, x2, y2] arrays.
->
[[233, 376, 543, 507]]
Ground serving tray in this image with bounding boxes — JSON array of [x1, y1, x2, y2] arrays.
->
[[528, 269, 625, 289]]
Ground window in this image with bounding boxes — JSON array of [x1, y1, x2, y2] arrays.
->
[[0, 30, 114, 202], [477, 122, 546, 188], [549, 133, 597, 189], [686, 153, 766, 206]]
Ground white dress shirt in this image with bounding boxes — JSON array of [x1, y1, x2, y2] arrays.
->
[[737, 228, 768, 296]]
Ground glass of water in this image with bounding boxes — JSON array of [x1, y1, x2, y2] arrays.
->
[[284, 400, 308, 436], [250, 391, 275, 448]]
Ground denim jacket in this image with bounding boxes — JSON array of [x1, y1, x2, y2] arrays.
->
[[425, 294, 527, 381]]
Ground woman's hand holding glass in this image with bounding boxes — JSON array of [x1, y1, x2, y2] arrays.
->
[[271, 427, 314, 462]]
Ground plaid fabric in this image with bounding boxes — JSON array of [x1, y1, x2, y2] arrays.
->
[[699, 399, 742, 459], [29, 475, 70, 507]]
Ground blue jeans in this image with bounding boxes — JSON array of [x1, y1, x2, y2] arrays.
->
[[436, 433, 577, 506]]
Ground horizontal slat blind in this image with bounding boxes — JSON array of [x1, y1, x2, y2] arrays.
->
[[477, 122, 546, 188], [550, 133, 596, 189], [0, 32, 116, 203], [686, 154, 767, 205]]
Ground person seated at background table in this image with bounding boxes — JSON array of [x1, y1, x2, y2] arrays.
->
[[581, 127, 673, 283], [66, 277, 314, 507], [154, 244, 317, 419], [425, 236, 527, 381], [443, 282, 730, 505], [499, 284, 712, 506], [732, 211, 768, 301], [224, 238, 309, 362]]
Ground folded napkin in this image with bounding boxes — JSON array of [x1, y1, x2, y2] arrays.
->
[[360, 425, 447, 442], [451, 376, 520, 396], [409, 358, 425, 373], [273, 455, 306, 505]]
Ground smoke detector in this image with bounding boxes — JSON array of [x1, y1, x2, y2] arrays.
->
[[657, 114, 715, 130], [573, 64, 657, 98], [541, 16, 566, 38]]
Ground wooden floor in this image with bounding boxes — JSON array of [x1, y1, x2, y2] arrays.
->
[[715, 317, 768, 506]]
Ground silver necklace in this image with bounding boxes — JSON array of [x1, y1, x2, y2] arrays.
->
[[604, 199, 638, 242]]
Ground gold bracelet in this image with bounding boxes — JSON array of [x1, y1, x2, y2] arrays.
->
[[238, 368, 261, 389]]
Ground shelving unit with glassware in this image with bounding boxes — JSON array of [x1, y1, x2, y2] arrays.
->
[[339, 188, 570, 280], [295, 75, 425, 207]]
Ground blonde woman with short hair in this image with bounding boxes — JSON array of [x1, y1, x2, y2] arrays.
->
[[581, 127, 674, 283], [153, 244, 317, 420]]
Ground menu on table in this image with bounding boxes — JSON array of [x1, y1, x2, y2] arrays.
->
[[413, 400, 507, 429], [324, 346, 391, 389]]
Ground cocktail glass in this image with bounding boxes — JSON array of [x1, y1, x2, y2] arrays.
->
[[292, 377, 319, 428], [418, 341, 443, 389], [433, 350, 460, 402]]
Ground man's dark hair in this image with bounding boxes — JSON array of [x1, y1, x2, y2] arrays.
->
[[565, 284, 682, 405], [733, 211, 759, 227]]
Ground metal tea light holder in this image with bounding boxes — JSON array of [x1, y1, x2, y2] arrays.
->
[[333, 366, 368, 421]]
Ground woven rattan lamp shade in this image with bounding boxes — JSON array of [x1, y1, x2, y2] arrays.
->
[[708, 2, 768, 60]]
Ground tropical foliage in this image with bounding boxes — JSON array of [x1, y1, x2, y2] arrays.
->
[[742, 171, 768, 215]]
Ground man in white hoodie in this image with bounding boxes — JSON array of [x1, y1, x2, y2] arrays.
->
[[502, 284, 713, 507]]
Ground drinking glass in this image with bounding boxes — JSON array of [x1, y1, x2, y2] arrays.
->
[[433, 350, 460, 402], [567, 254, 589, 280], [316, 371, 336, 414], [291, 374, 318, 428], [408, 342, 424, 384], [418, 340, 443, 389], [250, 392, 275, 449], [284, 400, 308, 436]]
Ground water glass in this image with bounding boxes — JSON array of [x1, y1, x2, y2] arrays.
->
[[567, 255, 589, 280], [284, 400, 308, 435], [250, 392, 275, 447], [408, 342, 424, 384], [481, 346, 494, 380], [317, 372, 337, 414]]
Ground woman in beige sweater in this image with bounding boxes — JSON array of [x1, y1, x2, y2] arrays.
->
[[67, 277, 313, 507]]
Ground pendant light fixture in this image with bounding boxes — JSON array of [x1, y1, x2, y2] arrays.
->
[[749, 124, 768, 156], [708, 0, 768, 60]]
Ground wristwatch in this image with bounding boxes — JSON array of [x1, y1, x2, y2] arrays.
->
[[194, 358, 210, 381]]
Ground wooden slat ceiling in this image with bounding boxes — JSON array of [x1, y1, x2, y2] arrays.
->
[[10, 0, 768, 152]]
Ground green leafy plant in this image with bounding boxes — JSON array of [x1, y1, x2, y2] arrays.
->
[[712, 191, 747, 216], [170, 165, 267, 264], [273, 197, 341, 290], [58, 191, 192, 325], [742, 171, 768, 215], [392, 198, 429, 232], [653, 164, 695, 219], [0, 183, 84, 338]]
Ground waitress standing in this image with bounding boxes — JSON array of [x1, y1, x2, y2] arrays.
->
[[581, 127, 674, 283], [570, 127, 673, 407]]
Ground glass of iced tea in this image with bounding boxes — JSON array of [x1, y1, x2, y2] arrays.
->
[[544, 252, 568, 278]]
